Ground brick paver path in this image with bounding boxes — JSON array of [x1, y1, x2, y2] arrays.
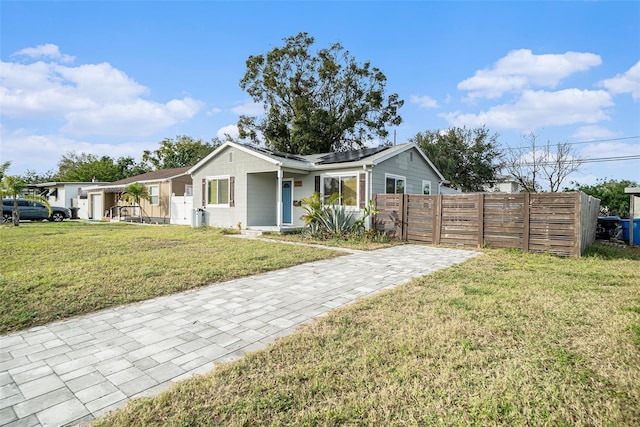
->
[[1, 244, 479, 426]]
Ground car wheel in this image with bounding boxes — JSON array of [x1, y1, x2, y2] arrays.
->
[[2, 213, 11, 223], [49, 212, 65, 222]]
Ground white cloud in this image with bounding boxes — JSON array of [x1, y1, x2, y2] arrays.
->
[[62, 97, 202, 136], [231, 101, 263, 116], [0, 52, 204, 137], [11, 43, 75, 63], [571, 125, 621, 141], [458, 49, 602, 99], [0, 126, 156, 175], [207, 107, 223, 116], [410, 95, 438, 108], [599, 60, 640, 101], [441, 89, 613, 130], [216, 124, 239, 140], [580, 141, 640, 160]]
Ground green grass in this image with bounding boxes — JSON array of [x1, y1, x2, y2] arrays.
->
[[0, 222, 341, 333], [93, 243, 640, 426]]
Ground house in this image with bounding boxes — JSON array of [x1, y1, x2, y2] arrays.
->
[[188, 141, 448, 230], [483, 174, 522, 193], [82, 167, 192, 223], [28, 181, 97, 218]]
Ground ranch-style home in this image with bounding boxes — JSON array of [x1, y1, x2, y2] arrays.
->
[[188, 141, 450, 230], [82, 167, 193, 223]]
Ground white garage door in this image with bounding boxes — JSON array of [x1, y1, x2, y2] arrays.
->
[[91, 194, 103, 220]]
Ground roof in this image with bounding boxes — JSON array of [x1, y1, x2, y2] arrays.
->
[[624, 187, 640, 195], [83, 167, 191, 192], [30, 182, 98, 187], [189, 141, 446, 181]]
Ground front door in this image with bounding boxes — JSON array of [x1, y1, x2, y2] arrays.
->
[[281, 180, 292, 224]]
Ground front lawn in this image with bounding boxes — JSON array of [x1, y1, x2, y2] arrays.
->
[[0, 222, 340, 333], [93, 243, 640, 426]]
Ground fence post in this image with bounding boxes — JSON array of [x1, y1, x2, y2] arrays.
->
[[434, 195, 442, 245], [477, 193, 484, 248], [574, 193, 581, 257], [372, 194, 378, 232], [523, 192, 530, 252], [402, 194, 409, 240]]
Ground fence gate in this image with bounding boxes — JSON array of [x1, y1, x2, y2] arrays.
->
[[170, 196, 193, 225]]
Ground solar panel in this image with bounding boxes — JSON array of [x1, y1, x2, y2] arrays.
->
[[316, 146, 390, 164], [244, 144, 307, 162]]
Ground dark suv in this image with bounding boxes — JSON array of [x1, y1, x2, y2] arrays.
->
[[2, 198, 71, 222]]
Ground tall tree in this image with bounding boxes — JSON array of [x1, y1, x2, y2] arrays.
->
[[410, 127, 503, 192], [504, 133, 581, 192], [565, 178, 638, 217], [142, 136, 219, 170], [19, 169, 57, 184], [55, 152, 148, 182], [238, 32, 403, 154]]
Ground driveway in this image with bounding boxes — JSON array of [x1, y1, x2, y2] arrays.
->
[[0, 244, 479, 427]]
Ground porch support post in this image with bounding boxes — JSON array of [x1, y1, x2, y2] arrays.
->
[[276, 168, 283, 228], [365, 166, 372, 230]]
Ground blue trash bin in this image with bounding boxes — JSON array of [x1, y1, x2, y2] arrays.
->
[[620, 218, 640, 244]]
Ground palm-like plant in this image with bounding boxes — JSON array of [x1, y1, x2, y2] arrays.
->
[[122, 183, 152, 222]]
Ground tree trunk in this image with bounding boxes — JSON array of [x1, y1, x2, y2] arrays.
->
[[12, 203, 19, 227]]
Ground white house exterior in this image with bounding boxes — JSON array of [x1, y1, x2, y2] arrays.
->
[[29, 182, 97, 218]]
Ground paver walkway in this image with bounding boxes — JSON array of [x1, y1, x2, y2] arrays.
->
[[1, 244, 479, 427]]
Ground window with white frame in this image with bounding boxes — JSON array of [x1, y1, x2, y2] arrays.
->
[[184, 184, 193, 197], [149, 185, 159, 205], [207, 177, 230, 206], [322, 174, 357, 207], [385, 174, 406, 194], [422, 180, 432, 195]]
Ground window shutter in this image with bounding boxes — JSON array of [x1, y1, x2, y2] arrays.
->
[[314, 176, 320, 193], [229, 176, 235, 207], [201, 178, 206, 207], [359, 173, 366, 209]]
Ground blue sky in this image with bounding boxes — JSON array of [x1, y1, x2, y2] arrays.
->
[[1, 1, 639, 188]]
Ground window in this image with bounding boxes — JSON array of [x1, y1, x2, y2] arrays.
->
[[185, 184, 193, 197], [207, 177, 230, 205], [322, 175, 357, 207], [422, 180, 432, 195], [149, 186, 159, 205], [385, 174, 406, 194]]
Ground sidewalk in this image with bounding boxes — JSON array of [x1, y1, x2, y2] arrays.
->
[[0, 244, 479, 427]]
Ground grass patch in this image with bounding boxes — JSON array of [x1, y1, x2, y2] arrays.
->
[[93, 243, 640, 426], [0, 222, 340, 333], [262, 229, 403, 251]]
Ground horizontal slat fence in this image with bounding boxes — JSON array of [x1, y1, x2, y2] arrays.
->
[[373, 192, 599, 257]]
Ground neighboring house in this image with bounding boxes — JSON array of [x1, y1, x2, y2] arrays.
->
[[28, 182, 97, 217], [82, 167, 192, 223], [188, 141, 449, 230], [483, 174, 522, 193]]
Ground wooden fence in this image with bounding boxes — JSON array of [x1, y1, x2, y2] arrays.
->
[[373, 192, 600, 257]]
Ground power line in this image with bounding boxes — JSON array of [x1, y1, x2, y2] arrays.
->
[[503, 135, 640, 151], [514, 154, 640, 167]]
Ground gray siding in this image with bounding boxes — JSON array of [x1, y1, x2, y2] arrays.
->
[[372, 147, 440, 195], [192, 146, 276, 228], [247, 172, 277, 226]]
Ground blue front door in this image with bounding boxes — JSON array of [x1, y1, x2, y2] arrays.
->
[[282, 180, 292, 224]]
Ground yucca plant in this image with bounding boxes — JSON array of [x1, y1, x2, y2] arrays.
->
[[301, 192, 369, 238]]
